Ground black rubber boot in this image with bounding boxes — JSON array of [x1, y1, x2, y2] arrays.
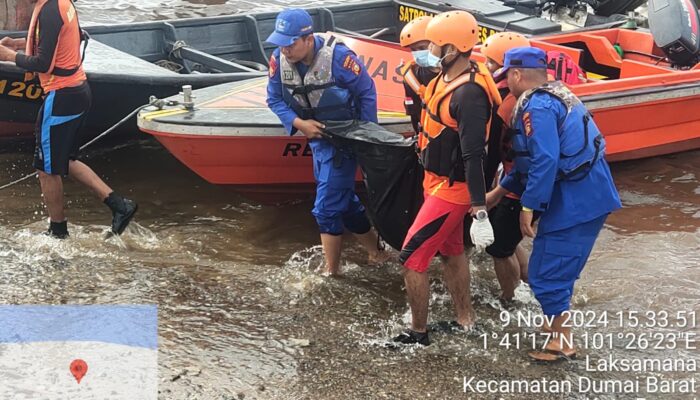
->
[[104, 192, 138, 235], [46, 220, 69, 239]]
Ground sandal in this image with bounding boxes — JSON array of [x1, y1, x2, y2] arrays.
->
[[528, 348, 577, 362]]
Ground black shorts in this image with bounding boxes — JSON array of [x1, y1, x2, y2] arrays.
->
[[485, 196, 523, 258], [33, 82, 91, 176]]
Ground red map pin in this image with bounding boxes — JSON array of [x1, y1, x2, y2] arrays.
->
[[70, 359, 88, 384]]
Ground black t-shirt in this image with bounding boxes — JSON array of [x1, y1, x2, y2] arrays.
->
[[447, 81, 491, 207]]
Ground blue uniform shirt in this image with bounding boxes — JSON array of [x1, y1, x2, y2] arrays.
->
[[500, 94, 562, 210], [500, 92, 621, 233], [266, 35, 378, 135]]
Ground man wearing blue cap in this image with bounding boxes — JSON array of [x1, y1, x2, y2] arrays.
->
[[487, 47, 621, 361], [266, 8, 387, 275]]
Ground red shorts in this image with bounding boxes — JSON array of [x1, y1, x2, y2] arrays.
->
[[399, 194, 470, 273]]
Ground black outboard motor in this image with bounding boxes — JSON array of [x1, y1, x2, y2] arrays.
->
[[502, 0, 646, 17], [648, 0, 700, 67]]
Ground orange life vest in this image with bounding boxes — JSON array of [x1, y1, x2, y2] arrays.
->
[[400, 61, 426, 98], [496, 92, 521, 201], [25, 0, 87, 92], [419, 61, 502, 205]]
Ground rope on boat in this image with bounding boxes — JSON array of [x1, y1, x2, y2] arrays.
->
[[153, 40, 190, 73], [0, 100, 163, 191], [169, 40, 188, 59], [154, 59, 184, 72]]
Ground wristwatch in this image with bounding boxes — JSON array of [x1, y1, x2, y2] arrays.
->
[[475, 209, 488, 221]]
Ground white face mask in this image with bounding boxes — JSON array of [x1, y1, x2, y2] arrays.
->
[[426, 45, 456, 69], [411, 50, 432, 68], [423, 51, 442, 68]]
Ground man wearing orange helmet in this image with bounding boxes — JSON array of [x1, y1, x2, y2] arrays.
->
[[393, 11, 501, 346], [398, 16, 439, 134], [481, 32, 532, 303]]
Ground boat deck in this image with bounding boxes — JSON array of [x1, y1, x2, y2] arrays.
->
[[139, 77, 410, 137], [85, 41, 178, 77]]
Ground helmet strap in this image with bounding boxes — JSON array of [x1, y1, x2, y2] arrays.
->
[[439, 45, 458, 70], [441, 48, 470, 72]]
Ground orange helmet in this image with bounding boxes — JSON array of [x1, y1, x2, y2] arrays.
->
[[425, 11, 480, 53], [399, 16, 433, 47], [481, 32, 531, 66]]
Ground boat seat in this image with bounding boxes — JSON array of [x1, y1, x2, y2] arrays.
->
[[572, 34, 623, 69], [540, 32, 623, 78], [619, 59, 672, 79]]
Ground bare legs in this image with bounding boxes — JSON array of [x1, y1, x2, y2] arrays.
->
[[321, 229, 389, 275], [404, 253, 475, 333], [38, 172, 65, 222], [68, 160, 112, 200], [38, 160, 113, 224], [320, 233, 343, 275]]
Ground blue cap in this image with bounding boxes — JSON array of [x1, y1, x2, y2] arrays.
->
[[266, 9, 314, 47], [494, 47, 547, 82]]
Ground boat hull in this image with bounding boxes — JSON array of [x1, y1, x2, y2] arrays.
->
[[144, 130, 315, 186], [585, 88, 700, 162], [142, 94, 700, 186]]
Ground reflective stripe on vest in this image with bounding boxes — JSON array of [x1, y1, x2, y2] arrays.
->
[[418, 61, 502, 185], [400, 61, 425, 97], [279, 35, 354, 121]]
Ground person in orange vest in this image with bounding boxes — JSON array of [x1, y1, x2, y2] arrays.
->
[[0, 0, 137, 238], [481, 32, 532, 303], [392, 11, 501, 347], [398, 16, 439, 135]]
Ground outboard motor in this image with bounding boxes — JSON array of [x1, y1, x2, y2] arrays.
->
[[648, 0, 700, 67]]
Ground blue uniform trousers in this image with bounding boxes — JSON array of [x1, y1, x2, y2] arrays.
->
[[528, 214, 608, 316], [310, 139, 371, 235]]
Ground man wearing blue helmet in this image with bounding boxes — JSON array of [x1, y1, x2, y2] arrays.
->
[[487, 47, 621, 361], [266, 8, 388, 275]]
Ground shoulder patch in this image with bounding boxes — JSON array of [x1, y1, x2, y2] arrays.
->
[[343, 54, 361, 76], [523, 112, 533, 137], [268, 54, 277, 78]]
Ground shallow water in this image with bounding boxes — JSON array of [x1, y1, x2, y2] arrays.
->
[[76, 0, 361, 24], [0, 0, 698, 398], [0, 137, 698, 399]]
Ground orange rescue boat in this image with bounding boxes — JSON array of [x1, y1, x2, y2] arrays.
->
[[139, 27, 700, 187]]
